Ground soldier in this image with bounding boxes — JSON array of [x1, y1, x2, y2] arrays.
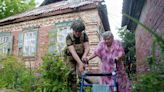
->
[[64, 20, 90, 92]]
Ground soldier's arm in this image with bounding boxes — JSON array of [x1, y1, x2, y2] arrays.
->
[[68, 45, 83, 65], [66, 34, 84, 66], [68, 45, 84, 73]]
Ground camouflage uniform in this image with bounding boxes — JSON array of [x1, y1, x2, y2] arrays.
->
[[65, 32, 88, 92]]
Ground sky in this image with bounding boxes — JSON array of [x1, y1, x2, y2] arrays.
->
[[105, 0, 123, 40], [35, 0, 43, 6], [35, 0, 123, 40]]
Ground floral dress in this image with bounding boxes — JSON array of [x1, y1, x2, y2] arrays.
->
[[94, 40, 131, 92]]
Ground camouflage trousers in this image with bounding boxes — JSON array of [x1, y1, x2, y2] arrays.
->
[[66, 56, 81, 92]]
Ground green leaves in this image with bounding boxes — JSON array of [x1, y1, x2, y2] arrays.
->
[[36, 54, 71, 92], [118, 26, 136, 75], [132, 71, 164, 92], [0, 54, 71, 91], [0, 0, 36, 19], [0, 56, 34, 91]]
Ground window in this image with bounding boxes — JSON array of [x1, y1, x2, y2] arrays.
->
[[19, 28, 38, 57], [0, 32, 12, 55], [48, 28, 57, 53], [48, 21, 73, 54]]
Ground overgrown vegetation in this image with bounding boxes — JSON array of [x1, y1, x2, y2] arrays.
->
[[0, 54, 72, 92], [123, 14, 164, 92], [132, 71, 164, 92], [0, 56, 34, 92], [35, 54, 71, 92], [118, 26, 136, 77]]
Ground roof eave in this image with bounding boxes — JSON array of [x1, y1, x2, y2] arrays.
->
[[0, 4, 97, 26]]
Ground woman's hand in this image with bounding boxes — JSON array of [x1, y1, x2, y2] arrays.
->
[[82, 55, 88, 64], [115, 55, 125, 61], [114, 56, 125, 65], [85, 57, 90, 62], [115, 57, 119, 61]]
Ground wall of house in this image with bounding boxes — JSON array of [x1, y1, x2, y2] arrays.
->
[[0, 9, 103, 69], [135, 0, 164, 73]]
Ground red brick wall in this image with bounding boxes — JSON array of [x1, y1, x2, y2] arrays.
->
[[12, 31, 19, 56], [11, 26, 52, 68], [33, 25, 52, 68], [136, 0, 164, 73]]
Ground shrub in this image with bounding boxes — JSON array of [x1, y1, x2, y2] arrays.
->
[[0, 56, 34, 91], [35, 54, 71, 92], [132, 71, 164, 92]]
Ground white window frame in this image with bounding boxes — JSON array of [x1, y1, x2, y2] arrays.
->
[[48, 21, 74, 54], [0, 32, 12, 55], [22, 28, 38, 57]]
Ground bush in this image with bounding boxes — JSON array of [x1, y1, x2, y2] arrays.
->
[[118, 26, 136, 77], [132, 71, 164, 92], [0, 56, 34, 91], [35, 54, 71, 92]]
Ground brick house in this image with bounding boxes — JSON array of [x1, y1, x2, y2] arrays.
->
[[0, 0, 110, 68], [122, 0, 164, 73]]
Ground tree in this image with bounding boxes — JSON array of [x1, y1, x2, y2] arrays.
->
[[118, 26, 136, 77], [0, 0, 36, 19]]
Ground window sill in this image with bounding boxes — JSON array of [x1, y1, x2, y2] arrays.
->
[[23, 56, 37, 61]]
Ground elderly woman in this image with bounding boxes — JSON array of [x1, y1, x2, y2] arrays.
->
[[87, 31, 131, 92]]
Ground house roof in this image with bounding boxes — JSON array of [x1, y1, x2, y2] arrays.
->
[[40, 0, 104, 6], [0, 1, 98, 26], [40, 0, 63, 6], [0, 0, 110, 31], [121, 0, 145, 30]]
